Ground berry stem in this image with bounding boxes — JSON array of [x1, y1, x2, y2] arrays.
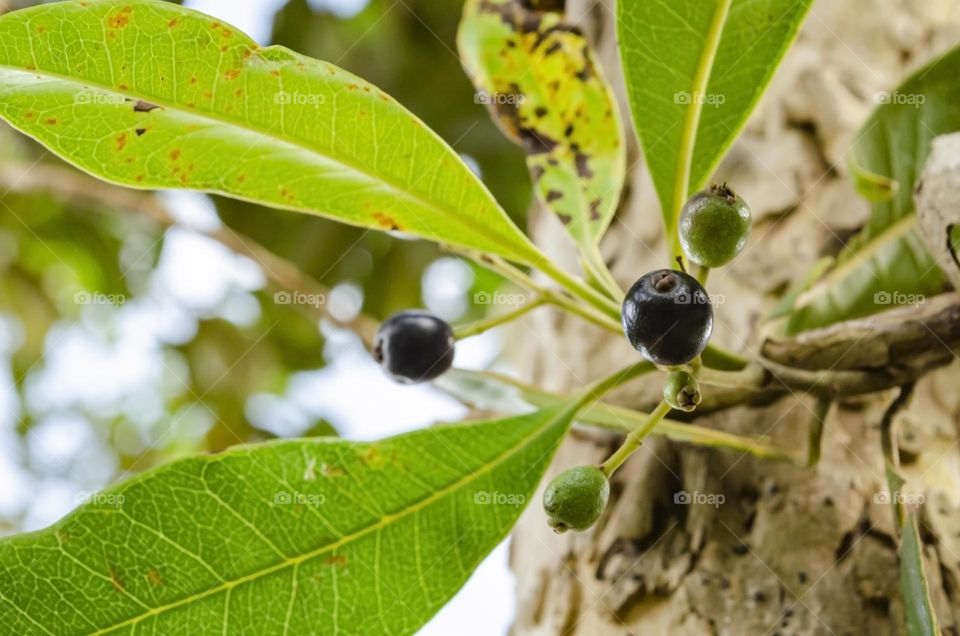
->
[[459, 251, 623, 333], [581, 244, 625, 301], [600, 400, 673, 478], [453, 295, 547, 339], [695, 265, 710, 286], [535, 257, 623, 320]]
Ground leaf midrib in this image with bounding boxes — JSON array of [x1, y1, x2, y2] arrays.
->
[[79, 405, 572, 635], [0, 61, 539, 265], [669, 0, 732, 242]]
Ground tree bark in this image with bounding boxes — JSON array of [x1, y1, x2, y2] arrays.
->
[[510, 1, 960, 634]]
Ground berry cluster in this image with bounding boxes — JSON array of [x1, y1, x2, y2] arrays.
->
[[368, 185, 750, 535], [545, 185, 750, 533]]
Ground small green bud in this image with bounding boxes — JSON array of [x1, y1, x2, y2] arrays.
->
[[663, 370, 701, 413], [679, 183, 751, 268], [542, 466, 609, 533]]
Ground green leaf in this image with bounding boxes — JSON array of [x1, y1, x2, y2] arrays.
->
[[784, 46, 960, 333], [457, 0, 626, 253], [0, 0, 546, 268], [617, 0, 812, 244], [900, 514, 941, 636], [0, 405, 577, 634]]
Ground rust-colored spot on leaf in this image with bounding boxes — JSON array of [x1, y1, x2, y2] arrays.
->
[[107, 6, 132, 30], [202, 90, 213, 99], [324, 555, 348, 567], [169, 149, 181, 161], [23, 111, 35, 120], [133, 100, 158, 113], [36, 25, 46, 34], [146, 568, 162, 587], [322, 463, 344, 477], [167, 18, 178, 28], [135, 174, 144, 182], [372, 212, 401, 231], [237, 174, 246, 183], [224, 68, 241, 80], [234, 89, 244, 97], [115, 133, 127, 151], [45, 117, 57, 125], [270, 70, 281, 77], [189, 76, 198, 85], [118, 83, 128, 90]]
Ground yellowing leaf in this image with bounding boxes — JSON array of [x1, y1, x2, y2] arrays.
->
[[458, 0, 626, 250]]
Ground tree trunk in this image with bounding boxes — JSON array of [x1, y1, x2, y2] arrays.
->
[[510, 1, 960, 634]]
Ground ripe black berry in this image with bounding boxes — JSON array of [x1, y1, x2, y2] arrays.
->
[[679, 184, 751, 268], [373, 310, 455, 384], [542, 466, 609, 533], [621, 270, 713, 366]]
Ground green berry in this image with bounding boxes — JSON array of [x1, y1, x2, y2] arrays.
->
[[663, 370, 701, 412], [679, 183, 751, 268], [542, 466, 609, 533]]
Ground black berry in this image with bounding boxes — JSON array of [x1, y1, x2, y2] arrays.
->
[[373, 310, 455, 384], [679, 183, 751, 268], [621, 270, 713, 366], [542, 466, 609, 533]]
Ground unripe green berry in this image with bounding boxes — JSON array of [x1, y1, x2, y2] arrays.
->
[[542, 466, 609, 533], [679, 184, 751, 268], [663, 370, 701, 413]]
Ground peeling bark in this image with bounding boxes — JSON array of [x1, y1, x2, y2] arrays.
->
[[510, 1, 960, 634]]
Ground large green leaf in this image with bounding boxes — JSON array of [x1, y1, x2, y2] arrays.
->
[[900, 514, 941, 636], [617, 0, 812, 243], [457, 0, 626, 254], [0, 405, 576, 634], [0, 0, 545, 268], [785, 46, 960, 333]]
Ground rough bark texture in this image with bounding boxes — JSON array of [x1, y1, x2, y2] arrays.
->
[[510, 1, 960, 634]]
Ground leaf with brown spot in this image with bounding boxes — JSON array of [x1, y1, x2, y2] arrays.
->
[[0, 0, 546, 269], [458, 0, 625, 255]]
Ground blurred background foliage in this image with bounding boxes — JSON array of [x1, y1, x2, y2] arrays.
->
[[0, 0, 531, 533]]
